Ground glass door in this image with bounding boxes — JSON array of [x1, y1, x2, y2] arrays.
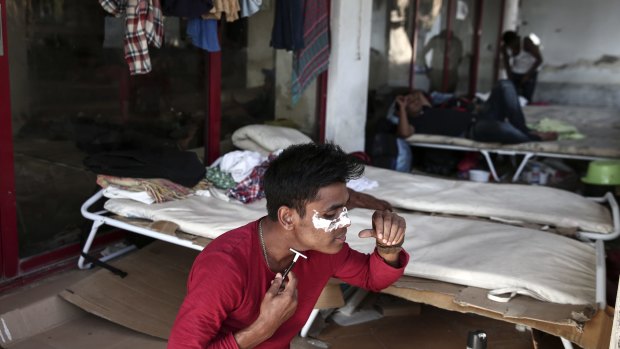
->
[[0, 0, 326, 279], [2, 0, 211, 276]]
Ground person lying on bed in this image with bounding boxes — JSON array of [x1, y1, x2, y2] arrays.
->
[[394, 79, 558, 144], [168, 143, 408, 349]]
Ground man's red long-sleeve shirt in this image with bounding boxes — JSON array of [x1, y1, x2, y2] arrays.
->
[[168, 219, 409, 349]]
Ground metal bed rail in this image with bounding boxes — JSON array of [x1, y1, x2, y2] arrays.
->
[[410, 141, 614, 182], [78, 190, 204, 270]]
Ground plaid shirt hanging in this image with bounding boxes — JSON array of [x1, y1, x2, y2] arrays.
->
[[99, 0, 164, 75]]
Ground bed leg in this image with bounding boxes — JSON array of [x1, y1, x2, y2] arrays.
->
[[300, 309, 320, 338], [595, 239, 607, 309], [78, 219, 105, 270], [511, 153, 534, 182], [480, 150, 500, 181], [560, 337, 574, 349]]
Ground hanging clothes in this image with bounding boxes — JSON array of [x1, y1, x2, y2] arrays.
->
[[204, 0, 241, 22], [186, 18, 221, 51], [160, 0, 214, 17], [291, 0, 330, 104], [239, 0, 261, 17], [99, 0, 165, 75], [270, 0, 304, 50]]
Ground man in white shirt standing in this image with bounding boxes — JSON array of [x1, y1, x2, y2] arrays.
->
[[502, 31, 543, 102]]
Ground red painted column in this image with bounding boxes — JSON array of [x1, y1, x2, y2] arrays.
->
[[493, 0, 506, 83], [205, 50, 222, 165], [317, 71, 328, 144], [408, 0, 420, 90], [468, 0, 484, 97], [0, 0, 19, 278], [441, 0, 456, 92]]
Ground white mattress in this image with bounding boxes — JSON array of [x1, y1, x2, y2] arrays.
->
[[363, 166, 613, 234], [105, 195, 596, 305]]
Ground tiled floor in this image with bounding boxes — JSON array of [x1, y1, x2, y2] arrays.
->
[[1, 268, 567, 349]]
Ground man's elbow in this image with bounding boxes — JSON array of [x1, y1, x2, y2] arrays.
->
[[397, 129, 414, 138]]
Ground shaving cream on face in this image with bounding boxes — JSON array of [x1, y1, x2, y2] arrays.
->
[[312, 207, 351, 232]]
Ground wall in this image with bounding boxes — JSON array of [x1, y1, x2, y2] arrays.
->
[[519, 0, 620, 107], [274, 50, 317, 135], [246, 4, 274, 88], [325, 0, 373, 152]]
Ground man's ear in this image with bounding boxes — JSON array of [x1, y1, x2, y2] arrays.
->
[[277, 206, 296, 230]]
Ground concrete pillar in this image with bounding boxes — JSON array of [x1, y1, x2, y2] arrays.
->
[[325, 0, 373, 153], [502, 0, 519, 32], [246, 8, 275, 88], [274, 50, 317, 135]]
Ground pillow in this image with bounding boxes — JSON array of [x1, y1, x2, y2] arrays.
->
[[232, 124, 313, 155]]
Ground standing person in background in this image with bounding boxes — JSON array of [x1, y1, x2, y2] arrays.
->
[[502, 31, 543, 102]]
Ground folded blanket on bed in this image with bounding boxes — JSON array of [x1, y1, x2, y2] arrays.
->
[[529, 118, 585, 140], [231, 124, 312, 155], [97, 175, 212, 204], [104, 195, 596, 306]]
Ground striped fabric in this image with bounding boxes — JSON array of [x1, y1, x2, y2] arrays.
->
[[99, 0, 164, 75], [291, 0, 330, 104]]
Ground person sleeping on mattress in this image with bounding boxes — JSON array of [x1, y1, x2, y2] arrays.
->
[[386, 80, 558, 172], [168, 143, 409, 349], [395, 80, 558, 143]]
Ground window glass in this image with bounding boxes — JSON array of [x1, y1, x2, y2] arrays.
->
[[219, 4, 318, 153]]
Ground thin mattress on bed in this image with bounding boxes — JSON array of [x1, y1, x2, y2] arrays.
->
[[104, 195, 596, 306], [363, 165, 613, 234], [225, 124, 614, 233]]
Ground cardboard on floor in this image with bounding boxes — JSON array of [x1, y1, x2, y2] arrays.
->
[[53, 241, 611, 348]]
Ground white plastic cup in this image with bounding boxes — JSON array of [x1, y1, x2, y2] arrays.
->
[[469, 169, 490, 183], [539, 172, 549, 185]]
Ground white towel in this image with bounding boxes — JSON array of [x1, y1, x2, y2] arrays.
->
[[347, 176, 379, 192], [212, 150, 266, 182]]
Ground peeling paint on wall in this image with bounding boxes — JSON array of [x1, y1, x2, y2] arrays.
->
[[520, 0, 620, 107], [544, 55, 620, 71]]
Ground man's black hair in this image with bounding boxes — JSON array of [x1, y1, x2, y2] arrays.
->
[[264, 143, 364, 220], [502, 31, 519, 44]]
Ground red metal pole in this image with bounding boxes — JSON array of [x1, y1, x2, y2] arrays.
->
[[493, 0, 506, 83], [0, 0, 19, 278], [205, 50, 222, 165], [317, 71, 328, 144], [408, 0, 420, 91], [316, 0, 331, 144], [441, 0, 456, 92], [468, 0, 484, 98]]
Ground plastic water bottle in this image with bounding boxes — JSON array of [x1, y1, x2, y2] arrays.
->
[[467, 330, 487, 349], [530, 165, 541, 184]]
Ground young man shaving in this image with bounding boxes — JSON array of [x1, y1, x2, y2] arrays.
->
[[168, 143, 408, 348]]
